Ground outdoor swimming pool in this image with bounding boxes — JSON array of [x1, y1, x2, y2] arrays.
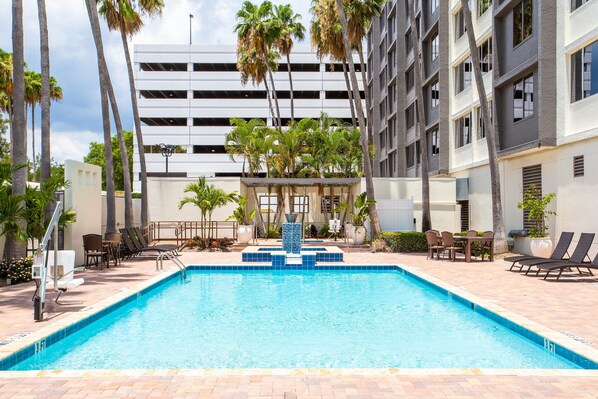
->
[[7, 269, 582, 370]]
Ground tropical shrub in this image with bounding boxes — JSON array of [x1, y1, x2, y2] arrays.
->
[[0, 257, 33, 284], [381, 232, 427, 253], [517, 184, 556, 238]]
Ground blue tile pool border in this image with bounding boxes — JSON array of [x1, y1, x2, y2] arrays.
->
[[1, 264, 597, 371]]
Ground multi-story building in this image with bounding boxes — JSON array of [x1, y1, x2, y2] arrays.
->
[[369, 0, 598, 242], [132, 44, 364, 191]]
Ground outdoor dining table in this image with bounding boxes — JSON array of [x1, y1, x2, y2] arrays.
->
[[102, 240, 120, 268], [453, 235, 494, 263]]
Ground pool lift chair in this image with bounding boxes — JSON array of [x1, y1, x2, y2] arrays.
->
[[31, 202, 84, 321]]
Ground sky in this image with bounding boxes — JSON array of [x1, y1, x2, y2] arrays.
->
[[0, 0, 312, 163]]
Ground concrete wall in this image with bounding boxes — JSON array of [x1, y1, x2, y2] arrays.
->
[[101, 195, 142, 234], [64, 160, 102, 266]]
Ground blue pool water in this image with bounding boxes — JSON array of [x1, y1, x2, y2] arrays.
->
[[11, 270, 578, 370], [257, 247, 328, 252]]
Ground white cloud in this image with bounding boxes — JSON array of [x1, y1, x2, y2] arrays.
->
[[50, 130, 100, 163]]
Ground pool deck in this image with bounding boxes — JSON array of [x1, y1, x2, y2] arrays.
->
[[2, 250, 598, 398]]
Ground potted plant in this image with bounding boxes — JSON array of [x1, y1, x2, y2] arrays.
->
[[341, 192, 376, 245], [517, 184, 556, 258], [227, 195, 256, 244]]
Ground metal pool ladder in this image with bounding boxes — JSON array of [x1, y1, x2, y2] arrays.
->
[[156, 251, 187, 280]]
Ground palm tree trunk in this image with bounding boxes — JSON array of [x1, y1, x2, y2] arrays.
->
[[335, 0, 381, 239], [120, 29, 148, 229], [407, 0, 432, 232], [286, 54, 295, 122], [263, 78, 278, 129], [251, 186, 266, 234], [268, 69, 282, 129], [38, 0, 51, 185], [85, 0, 116, 233], [357, 42, 372, 144], [31, 104, 35, 180], [103, 61, 134, 230], [342, 61, 357, 127], [461, 0, 508, 253], [5, 0, 27, 259]]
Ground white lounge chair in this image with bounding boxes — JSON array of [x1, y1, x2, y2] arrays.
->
[[45, 250, 84, 303]]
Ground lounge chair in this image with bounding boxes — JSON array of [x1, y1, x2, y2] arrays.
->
[[519, 233, 595, 274], [130, 227, 180, 253], [536, 251, 598, 280], [505, 231, 574, 271], [120, 229, 175, 257]]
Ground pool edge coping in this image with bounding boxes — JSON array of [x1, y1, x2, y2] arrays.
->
[[2, 263, 598, 373]]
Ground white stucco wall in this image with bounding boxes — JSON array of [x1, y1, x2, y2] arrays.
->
[[64, 160, 102, 266]]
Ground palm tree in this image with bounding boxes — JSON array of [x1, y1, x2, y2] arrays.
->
[[5, 0, 28, 259], [235, 1, 282, 130], [406, 0, 432, 232], [24, 71, 41, 166], [0, 50, 13, 133], [460, 0, 508, 252], [0, 163, 26, 260], [37, 0, 52, 186], [333, 0, 381, 239], [85, 0, 116, 233], [98, 0, 164, 230], [225, 118, 266, 177], [34, 77, 62, 183], [272, 4, 305, 122]]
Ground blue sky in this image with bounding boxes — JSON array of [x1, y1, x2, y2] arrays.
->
[[0, 0, 311, 162]]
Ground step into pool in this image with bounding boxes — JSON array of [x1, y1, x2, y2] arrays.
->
[[5, 269, 586, 370]]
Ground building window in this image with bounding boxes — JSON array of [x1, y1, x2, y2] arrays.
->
[[321, 196, 340, 213], [405, 29, 413, 54], [259, 196, 278, 213], [416, 140, 421, 165], [430, 129, 439, 155], [573, 155, 584, 177], [429, 80, 439, 108], [477, 101, 492, 139], [513, 0, 533, 47], [572, 40, 598, 102], [455, 57, 472, 93], [379, 38, 386, 62], [514, 74, 534, 122], [431, 33, 439, 61], [430, 0, 439, 14], [292, 196, 309, 213], [455, 9, 467, 40], [406, 103, 416, 129], [406, 144, 415, 168], [455, 113, 472, 148], [478, 38, 492, 73], [572, 0, 591, 11], [379, 129, 386, 149], [478, 0, 492, 16], [388, 118, 396, 148], [406, 67, 415, 90]]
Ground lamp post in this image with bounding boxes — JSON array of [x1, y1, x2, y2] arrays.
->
[[189, 13, 194, 45], [159, 143, 174, 175]]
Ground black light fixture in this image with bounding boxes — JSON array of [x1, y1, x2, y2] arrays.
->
[[159, 143, 175, 175]]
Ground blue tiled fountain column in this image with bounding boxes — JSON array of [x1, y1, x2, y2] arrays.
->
[[282, 223, 302, 254]]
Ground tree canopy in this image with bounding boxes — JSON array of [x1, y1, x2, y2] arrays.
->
[[84, 129, 133, 191]]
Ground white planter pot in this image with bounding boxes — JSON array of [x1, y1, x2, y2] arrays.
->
[[237, 225, 253, 244], [345, 223, 354, 239], [529, 237, 553, 258], [5, 278, 11, 286], [353, 226, 366, 245]]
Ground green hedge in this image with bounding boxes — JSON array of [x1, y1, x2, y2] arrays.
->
[[381, 232, 428, 253], [0, 258, 33, 285]]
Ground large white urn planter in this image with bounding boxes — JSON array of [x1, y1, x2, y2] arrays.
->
[[353, 226, 366, 245], [345, 223, 354, 239], [237, 225, 253, 244], [529, 237, 553, 258]]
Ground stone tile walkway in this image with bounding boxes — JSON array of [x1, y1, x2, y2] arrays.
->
[[2, 250, 598, 398]]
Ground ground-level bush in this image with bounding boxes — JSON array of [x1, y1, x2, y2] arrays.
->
[[0, 258, 33, 285], [381, 232, 427, 253]]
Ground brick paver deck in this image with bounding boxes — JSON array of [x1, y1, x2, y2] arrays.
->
[[2, 249, 598, 398]]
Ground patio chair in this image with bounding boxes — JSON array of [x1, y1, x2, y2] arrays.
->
[[519, 233, 595, 275], [425, 230, 444, 260], [82, 234, 108, 269], [536, 251, 598, 280], [440, 231, 465, 261], [466, 230, 478, 237], [505, 231, 574, 271], [104, 232, 122, 267], [45, 250, 84, 304]]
